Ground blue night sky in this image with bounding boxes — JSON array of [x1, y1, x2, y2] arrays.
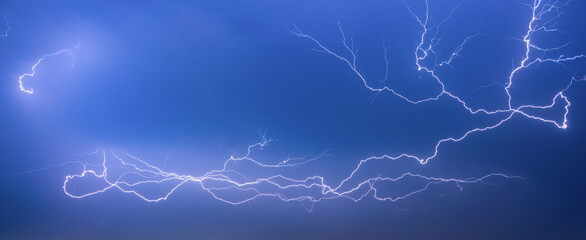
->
[[1, 0, 586, 239]]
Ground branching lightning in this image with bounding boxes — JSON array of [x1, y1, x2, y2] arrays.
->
[[13, 0, 584, 211], [290, 0, 585, 165], [18, 43, 80, 94], [60, 138, 522, 212]]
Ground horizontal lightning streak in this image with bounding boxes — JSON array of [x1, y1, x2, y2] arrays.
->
[[60, 140, 523, 212], [12, 0, 583, 211]]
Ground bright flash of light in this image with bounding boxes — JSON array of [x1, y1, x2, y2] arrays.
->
[[14, 0, 585, 211], [18, 43, 79, 94]]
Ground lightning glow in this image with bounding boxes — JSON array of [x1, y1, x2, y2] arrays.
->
[[18, 43, 79, 94], [290, 0, 585, 165], [60, 137, 523, 212], [16, 0, 584, 211], [1, 14, 10, 38]]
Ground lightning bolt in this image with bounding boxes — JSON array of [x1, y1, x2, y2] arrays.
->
[[11, 0, 584, 211], [60, 136, 522, 212], [290, 0, 585, 166], [18, 43, 80, 94]]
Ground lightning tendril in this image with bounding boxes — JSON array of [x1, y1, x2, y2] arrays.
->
[[18, 44, 79, 94], [14, 0, 585, 211]]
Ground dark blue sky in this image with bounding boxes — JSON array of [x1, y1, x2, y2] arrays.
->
[[1, 0, 586, 239]]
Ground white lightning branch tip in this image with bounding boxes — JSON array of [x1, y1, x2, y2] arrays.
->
[[18, 44, 80, 94]]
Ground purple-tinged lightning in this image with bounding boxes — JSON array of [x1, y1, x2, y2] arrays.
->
[[18, 43, 80, 94], [60, 137, 522, 212], [291, 0, 584, 166], [14, 0, 582, 211]]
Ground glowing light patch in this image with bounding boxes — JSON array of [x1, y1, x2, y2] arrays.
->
[[18, 44, 79, 94], [16, 0, 585, 211]]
